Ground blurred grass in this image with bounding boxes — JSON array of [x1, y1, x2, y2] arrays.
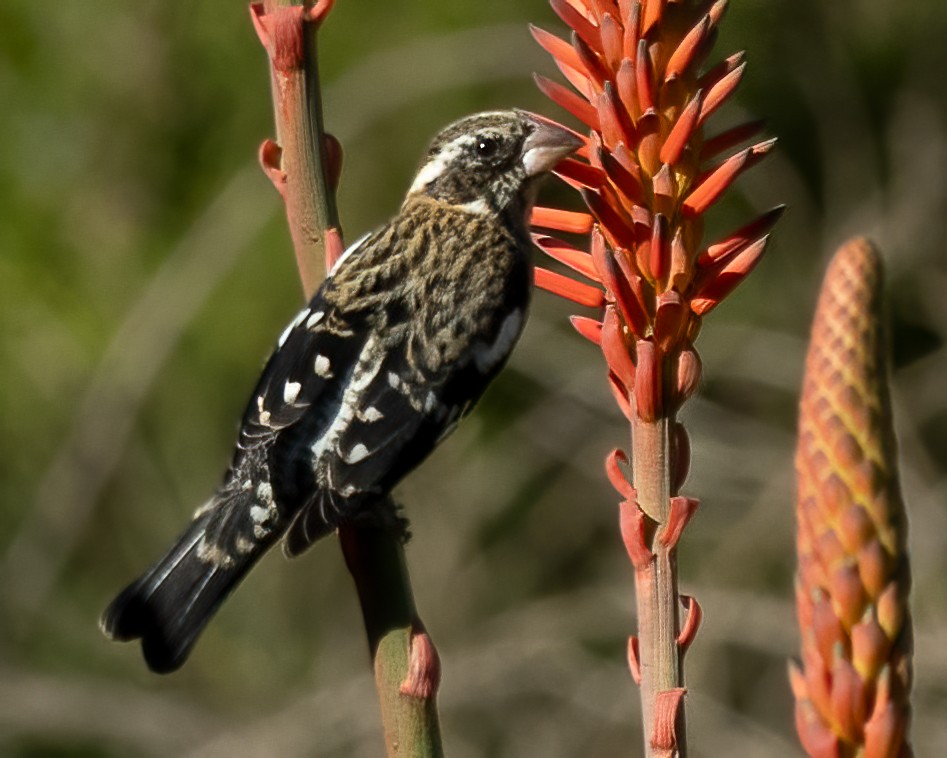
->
[[2, 1, 946, 755]]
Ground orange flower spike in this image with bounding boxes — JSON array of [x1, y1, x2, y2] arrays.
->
[[660, 89, 703, 165], [665, 15, 711, 82], [530, 24, 585, 72], [635, 38, 657, 113], [550, 0, 601, 52], [600, 12, 624, 71], [534, 267, 607, 308], [532, 234, 602, 281], [570, 315, 604, 345], [641, 0, 665, 37], [701, 119, 766, 160], [699, 60, 746, 125], [534, 74, 601, 130], [620, 1, 640, 59], [531, 206, 595, 234], [573, 32, 612, 89], [701, 205, 785, 263]]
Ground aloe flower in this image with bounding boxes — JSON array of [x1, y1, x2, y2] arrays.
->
[[792, 238, 912, 757], [529, 0, 780, 752]]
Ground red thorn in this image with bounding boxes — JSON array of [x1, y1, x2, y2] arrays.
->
[[690, 234, 771, 315], [628, 636, 642, 685], [701, 119, 766, 161], [324, 227, 344, 271], [534, 74, 600, 130], [605, 448, 636, 500], [258, 139, 287, 197], [634, 339, 662, 422], [657, 496, 700, 549], [660, 90, 703, 165], [651, 688, 686, 752], [531, 206, 595, 234], [570, 315, 603, 344], [677, 595, 703, 651], [702, 205, 785, 263], [534, 267, 606, 308], [601, 306, 638, 389], [399, 626, 441, 699], [549, 0, 601, 54], [700, 59, 747, 124], [533, 234, 601, 281], [636, 39, 656, 112], [620, 499, 653, 569], [665, 16, 711, 81], [530, 25, 585, 73], [251, 4, 308, 73]]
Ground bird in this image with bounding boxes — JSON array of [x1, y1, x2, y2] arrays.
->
[[100, 110, 582, 673]]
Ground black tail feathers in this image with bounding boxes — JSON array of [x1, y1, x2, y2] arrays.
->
[[100, 510, 268, 674]]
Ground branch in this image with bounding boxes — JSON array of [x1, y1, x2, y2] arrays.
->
[[251, 3, 443, 753]]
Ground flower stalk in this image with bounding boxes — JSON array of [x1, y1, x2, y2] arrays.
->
[[530, 0, 779, 753], [792, 238, 913, 757], [251, 3, 443, 754]]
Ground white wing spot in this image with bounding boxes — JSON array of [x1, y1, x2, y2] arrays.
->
[[259, 410, 272, 427], [424, 391, 438, 413], [314, 355, 332, 378], [283, 381, 301, 404], [250, 505, 269, 524], [306, 311, 325, 329], [345, 443, 370, 464], [361, 406, 383, 422], [256, 482, 273, 503], [387, 372, 401, 390], [278, 308, 310, 348], [256, 395, 265, 412]]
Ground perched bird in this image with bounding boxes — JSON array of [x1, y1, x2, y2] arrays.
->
[[101, 110, 582, 673]]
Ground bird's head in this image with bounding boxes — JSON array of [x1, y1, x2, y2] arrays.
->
[[407, 110, 583, 218]]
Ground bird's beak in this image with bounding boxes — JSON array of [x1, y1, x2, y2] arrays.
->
[[519, 112, 584, 177]]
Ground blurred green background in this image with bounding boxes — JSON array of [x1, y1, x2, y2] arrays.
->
[[2, 1, 946, 755]]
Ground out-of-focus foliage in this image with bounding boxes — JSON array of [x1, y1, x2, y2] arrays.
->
[[1, 1, 945, 755]]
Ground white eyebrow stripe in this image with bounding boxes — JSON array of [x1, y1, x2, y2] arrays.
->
[[408, 136, 470, 193]]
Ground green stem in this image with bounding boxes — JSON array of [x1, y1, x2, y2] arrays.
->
[[631, 402, 686, 758], [255, 2, 444, 753]]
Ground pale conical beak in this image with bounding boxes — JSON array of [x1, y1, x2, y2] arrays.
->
[[519, 112, 584, 177]]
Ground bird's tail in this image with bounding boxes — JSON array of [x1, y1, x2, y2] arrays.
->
[[100, 491, 281, 673]]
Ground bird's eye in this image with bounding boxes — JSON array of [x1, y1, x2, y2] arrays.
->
[[476, 137, 499, 159]]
